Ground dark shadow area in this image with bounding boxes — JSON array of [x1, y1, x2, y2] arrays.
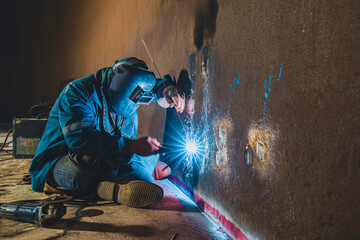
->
[[0, 157, 16, 162], [0, 125, 12, 131], [194, 0, 219, 50], [194, 10, 205, 50], [177, 69, 192, 97], [65, 200, 118, 208], [57, 79, 74, 96], [76, 209, 104, 217], [0, 2, 18, 124], [47, 220, 156, 236], [0, 229, 32, 240], [0, 184, 17, 188]]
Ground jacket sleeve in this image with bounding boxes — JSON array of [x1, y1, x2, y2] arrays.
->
[[58, 85, 129, 158]]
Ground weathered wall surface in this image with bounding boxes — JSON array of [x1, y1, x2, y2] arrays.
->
[[1, 0, 359, 239]]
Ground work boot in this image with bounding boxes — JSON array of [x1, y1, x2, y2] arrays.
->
[[152, 161, 171, 180], [97, 178, 163, 208]]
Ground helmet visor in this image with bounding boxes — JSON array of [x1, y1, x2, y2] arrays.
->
[[129, 86, 156, 105]]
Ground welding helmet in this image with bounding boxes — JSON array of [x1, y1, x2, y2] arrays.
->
[[108, 57, 156, 117]]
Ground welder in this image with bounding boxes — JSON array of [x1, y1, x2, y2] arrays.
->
[[29, 57, 185, 208]]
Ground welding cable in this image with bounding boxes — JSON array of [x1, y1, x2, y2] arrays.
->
[[36, 113, 49, 119], [0, 127, 13, 152]]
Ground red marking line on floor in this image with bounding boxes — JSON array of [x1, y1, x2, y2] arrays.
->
[[169, 175, 248, 240]]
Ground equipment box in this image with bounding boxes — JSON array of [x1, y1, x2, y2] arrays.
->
[[13, 118, 47, 158]]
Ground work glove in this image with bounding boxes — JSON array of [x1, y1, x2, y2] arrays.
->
[[128, 136, 160, 156]]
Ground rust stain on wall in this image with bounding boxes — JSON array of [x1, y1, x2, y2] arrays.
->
[[248, 121, 279, 179], [213, 117, 233, 177]]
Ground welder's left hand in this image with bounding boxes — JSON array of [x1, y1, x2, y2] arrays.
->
[[159, 85, 185, 113]]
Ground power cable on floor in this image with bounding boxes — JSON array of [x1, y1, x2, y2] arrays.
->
[[0, 127, 13, 152]]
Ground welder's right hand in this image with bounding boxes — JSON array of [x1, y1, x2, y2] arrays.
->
[[128, 136, 160, 156]]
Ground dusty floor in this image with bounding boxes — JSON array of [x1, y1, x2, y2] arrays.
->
[[0, 132, 230, 240]]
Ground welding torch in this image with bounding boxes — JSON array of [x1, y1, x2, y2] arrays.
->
[[155, 145, 172, 155]]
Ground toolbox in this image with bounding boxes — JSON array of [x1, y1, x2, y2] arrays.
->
[[13, 118, 47, 158]]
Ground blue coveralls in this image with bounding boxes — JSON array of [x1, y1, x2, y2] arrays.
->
[[29, 67, 160, 193]]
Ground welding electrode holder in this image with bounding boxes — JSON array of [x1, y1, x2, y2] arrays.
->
[[155, 145, 171, 155], [0, 196, 70, 226]]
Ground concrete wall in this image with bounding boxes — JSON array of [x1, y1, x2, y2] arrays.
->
[[1, 0, 359, 239]]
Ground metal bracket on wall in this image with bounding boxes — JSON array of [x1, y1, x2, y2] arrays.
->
[[245, 144, 253, 166], [256, 141, 266, 161]]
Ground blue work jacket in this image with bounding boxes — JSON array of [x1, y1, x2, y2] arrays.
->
[[29, 68, 139, 192]]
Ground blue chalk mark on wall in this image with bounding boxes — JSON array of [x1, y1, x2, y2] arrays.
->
[[263, 62, 283, 119], [228, 71, 241, 114], [230, 72, 241, 94]]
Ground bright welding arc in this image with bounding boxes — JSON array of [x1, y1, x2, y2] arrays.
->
[[162, 121, 205, 170], [186, 140, 197, 154]]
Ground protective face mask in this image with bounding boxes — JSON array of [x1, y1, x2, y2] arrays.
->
[[108, 65, 156, 117]]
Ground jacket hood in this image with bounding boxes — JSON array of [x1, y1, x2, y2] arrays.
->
[[94, 67, 114, 92]]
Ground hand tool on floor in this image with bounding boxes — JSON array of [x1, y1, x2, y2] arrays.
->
[[0, 195, 71, 226]]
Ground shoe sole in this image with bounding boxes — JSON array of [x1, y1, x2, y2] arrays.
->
[[97, 180, 163, 208]]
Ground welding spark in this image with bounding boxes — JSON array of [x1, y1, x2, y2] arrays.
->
[[186, 140, 198, 154], [161, 121, 206, 172]]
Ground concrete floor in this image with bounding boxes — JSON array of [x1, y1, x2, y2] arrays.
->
[[0, 132, 230, 240]]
